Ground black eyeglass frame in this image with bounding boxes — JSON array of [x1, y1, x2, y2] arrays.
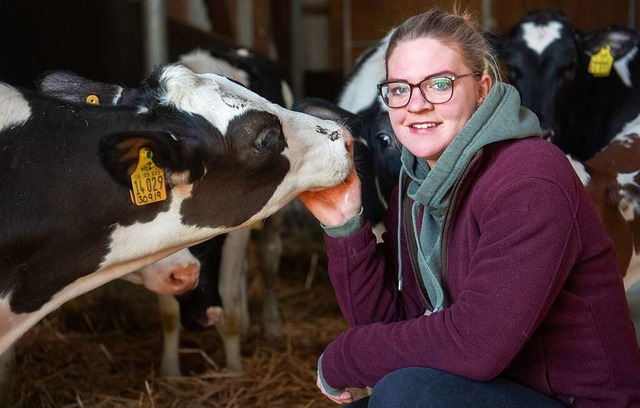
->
[[377, 72, 482, 108]]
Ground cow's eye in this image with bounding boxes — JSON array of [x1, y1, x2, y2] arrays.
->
[[563, 67, 576, 81], [507, 66, 520, 81], [377, 133, 392, 147], [255, 127, 280, 151]]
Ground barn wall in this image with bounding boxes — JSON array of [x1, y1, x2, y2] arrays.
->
[[493, 0, 631, 32], [348, 0, 482, 66], [346, 0, 635, 69], [0, 0, 637, 99]]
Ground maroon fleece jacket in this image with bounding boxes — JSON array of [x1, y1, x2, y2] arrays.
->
[[321, 138, 640, 407]]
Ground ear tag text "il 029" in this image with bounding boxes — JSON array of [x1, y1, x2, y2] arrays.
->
[[130, 148, 167, 206]]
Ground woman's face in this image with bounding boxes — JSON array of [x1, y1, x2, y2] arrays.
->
[[386, 37, 491, 167]]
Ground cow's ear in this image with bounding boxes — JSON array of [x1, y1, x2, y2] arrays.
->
[[293, 97, 368, 144], [99, 131, 207, 187], [582, 26, 638, 60], [293, 97, 355, 121], [38, 70, 125, 106]]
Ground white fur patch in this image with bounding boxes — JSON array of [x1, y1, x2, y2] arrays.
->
[[624, 252, 640, 291], [0, 295, 11, 312], [614, 46, 638, 87], [338, 29, 394, 113], [159, 66, 257, 135], [567, 155, 591, 186], [281, 80, 294, 109], [617, 171, 640, 222], [521, 21, 563, 56], [0, 84, 32, 132], [101, 195, 219, 267], [617, 171, 640, 187], [180, 49, 250, 86], [113, 87, 124, 105], [610, 112, 640, 147]]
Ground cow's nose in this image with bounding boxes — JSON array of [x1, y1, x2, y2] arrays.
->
[[169, 262, 200, 293], [343, 129, 354, 154]]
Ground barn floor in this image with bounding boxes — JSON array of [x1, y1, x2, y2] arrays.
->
[[10, 204, 362, 408]]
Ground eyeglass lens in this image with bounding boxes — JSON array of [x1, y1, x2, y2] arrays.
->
[[381, 77, 454, 108]]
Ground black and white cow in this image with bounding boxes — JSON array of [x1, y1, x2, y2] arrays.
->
[[554, 24, 640, 160], [498, 9, 579, 142], [39, 45, 295, 376], [336, 29, 401, 240], [0, 64, 353, 399], [499, 10, 640, 161], [38, 45, 296, 376]]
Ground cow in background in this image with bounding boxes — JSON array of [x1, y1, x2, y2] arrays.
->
[[497, 9, 579, 143], [0, 63, 353, 403], [497, 10, 640, 338], [123, 248, 200, 296], [568, 124, 640, 341], [555, 24, 640, 160], [497, 9, 640, 161], [336, 29, 401, 240]]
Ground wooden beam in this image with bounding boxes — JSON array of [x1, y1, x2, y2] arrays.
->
[[204, 0, 235, 39], [254, 0, 272, 56], [165, 0, 188, 24]]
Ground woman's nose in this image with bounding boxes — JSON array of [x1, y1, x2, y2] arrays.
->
[[406, 88, 434, 111]]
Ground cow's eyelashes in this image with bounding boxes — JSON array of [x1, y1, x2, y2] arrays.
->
[[254, 127, 281, 151]]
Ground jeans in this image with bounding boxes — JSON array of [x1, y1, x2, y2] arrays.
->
[[345, 367, 564, 408]]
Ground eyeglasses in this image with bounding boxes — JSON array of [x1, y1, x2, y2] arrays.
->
[[377, 72, 480, 108]]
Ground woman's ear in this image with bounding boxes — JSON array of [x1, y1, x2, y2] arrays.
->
[[477, 74, 492, 106]]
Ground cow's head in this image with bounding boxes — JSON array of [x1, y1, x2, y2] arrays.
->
[[39, 64, 353, 230], [553, 25, 639, 159], [292, 97, 400, 233], [499, 9, 579, 139]]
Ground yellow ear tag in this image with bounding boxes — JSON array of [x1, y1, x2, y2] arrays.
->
[[129, 148, 167, 206], [588, 44, 614, 77], [85, 94, 100, 105]]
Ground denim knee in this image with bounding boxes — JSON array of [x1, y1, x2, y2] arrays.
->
[[367, 367, 437, 408], [365, 367, 563, 408]]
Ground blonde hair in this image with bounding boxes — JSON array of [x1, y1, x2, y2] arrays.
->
[[385, 8, 502, 81]]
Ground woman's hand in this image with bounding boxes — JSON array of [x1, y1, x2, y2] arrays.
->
[[298, 168, 362, 227], [316, 375, 353, 405]]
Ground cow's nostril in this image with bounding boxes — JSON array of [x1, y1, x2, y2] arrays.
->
[[343, 131, 354, 150]]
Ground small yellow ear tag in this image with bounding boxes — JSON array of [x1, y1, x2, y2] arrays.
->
[[85, 94, 100, 105], [588, 44, 614, 77], [130, 148, 167, 206]]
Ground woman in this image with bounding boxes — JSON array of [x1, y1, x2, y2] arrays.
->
[[298, 8, 640, 408]]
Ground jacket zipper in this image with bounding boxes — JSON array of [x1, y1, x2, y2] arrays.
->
[[402, 176, 433, 312], [440, 151, 484, 302]]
